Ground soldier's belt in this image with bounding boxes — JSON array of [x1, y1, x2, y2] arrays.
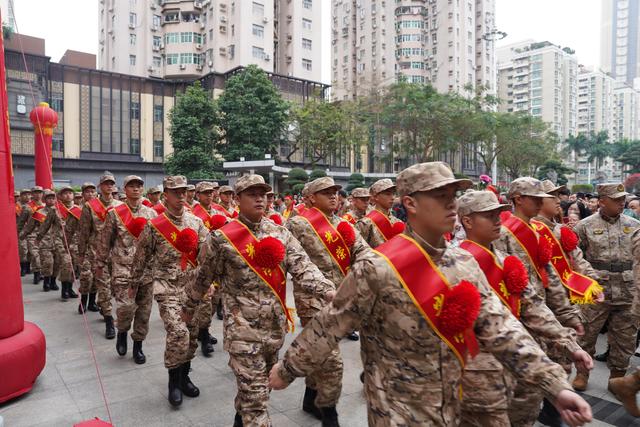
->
[[590, 261, 632, 272]]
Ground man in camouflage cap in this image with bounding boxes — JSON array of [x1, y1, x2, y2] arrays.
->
[[184, 174, 337, 426], [186, 184, 196, 208], [356, 178, 403, 248], [77, 172, 123, 328], [572, 183, 640, 395], [146, 185, 162, 206], [74, 192, 84, 207], [131, 175, 209, 406], [269, 162, 593, 426], [26, 189, 60, 292], [16, 188, 32, 276], [212, 185, 238, 218], [18, 186, 45, 283], [342, 188, 370, 224]]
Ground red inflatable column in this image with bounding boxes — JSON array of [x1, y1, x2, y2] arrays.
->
[[29, 102, 57, 190], [0, 8, 46, 403]]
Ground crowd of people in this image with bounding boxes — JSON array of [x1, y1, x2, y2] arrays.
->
[[12, 162, 640, 427]]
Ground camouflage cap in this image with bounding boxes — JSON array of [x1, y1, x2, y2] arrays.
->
[[211, 181, 220, 189], [74, 192, 83, 197], [81, 182, 96, 191], [43, 189, 56, 197], [540, 179, 567, 195], [147, 185, 162, 194], [187, 184, 196, 191], [195, 181, 216, 193], [369, 179, 396, 196], [396, 162, 472, 196], [351, 187, 370, 198], [13, 191, 19, 197], [163, 175, 189, 190], [234, 175, 271, 194], [507, 177, 554, 199], [219, 185, 234, 194], [597, 183, 628, 199], [20, 188, 31, 194], [57, 185, 74, 194], [307, 176, 342, 194], [123, 175, 144, 187], [31, 186, 44, 193], [301, 182, 311, 198], [457, 190, 511, 217], [266, 190, 275, 196], [99, 171, 116, 185], [111, 187, 119, 193]]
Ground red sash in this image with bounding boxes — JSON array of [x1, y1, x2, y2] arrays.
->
[[32, 208, 47, 223], [299, 208, 351, 276], [142, 199, 154, 208], [500, 212, 548, 286], [373, 234, 479, 367], [218, 220, 294, 330], [150, 214, 198, 268], [460, 240, 521, 317], [114, 204, 144, 239], [15, 204, 22, 216], [87, 198, 112, 222], [153, 203, 166, 214], [212, 203, 238, 218], [530, 220, 603, 304], [56, 201, 82, 220], [27, 201, 43, 212], [192, 203, 213, 230], [342, 212, 356, 225], [367, 209, 394, 241]]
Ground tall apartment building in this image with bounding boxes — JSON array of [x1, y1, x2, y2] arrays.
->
[[576, 66, 615, 136], [496, 40, 578, 141], [99, 0, 322, 83], [330, 0, 496, 101], [600, 0, 640, 85]]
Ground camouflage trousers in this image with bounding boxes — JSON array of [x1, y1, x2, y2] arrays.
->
[[115, 278, 153, 341], [40, 245, 59, 278], [156, 293, 197, 369], [94, 261, 113, 317], [228, 341, 280, 426], [300, 316, 343, 407], [194, 286, 214, 330], [54, 242, 75, 283], [18, 236, 28, 262], [508, 380, 544, 427], [460, 410, 510, 427], [461, 365, 514, 418], [26, 234, 40, 272], [78, 258, 96, 295], [579, 302, 639, 371]]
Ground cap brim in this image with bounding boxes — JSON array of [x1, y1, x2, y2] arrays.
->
[[477, 203, 512, 213], [239, 183, 272, 193], [546, 185, 567, 194], [605, 192, 629, 199], [430, 178, 474, 193], [165, 185, 189, 190], [314, 184, 342, 194], [125, 179, 144, 186], [100, 179, 116, 185]]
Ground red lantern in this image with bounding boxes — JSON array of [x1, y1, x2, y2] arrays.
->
[[29, 102, 58, 190]]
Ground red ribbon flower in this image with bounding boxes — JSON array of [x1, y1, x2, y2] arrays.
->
[[438, 280, 481, 336], [503, 255, 529, 294], [255, 236, 286, 269], [129, 217, 148, 239], [337, 221, 356, 247], [210, 214, 227, 230], [560, 226, 578, 253], [175, 228, 198, 270], [392, 221, 406, 237], [269, 214, 283, 225]]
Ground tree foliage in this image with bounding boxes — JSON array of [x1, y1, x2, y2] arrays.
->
[[536, 159, 576, 186], [615, 140, 640, 174], [285, 167, 308, 193], [346, 173, 366, 192]]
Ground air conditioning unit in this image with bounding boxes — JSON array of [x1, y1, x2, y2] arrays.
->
[[129, 23, 135, 29], [220, 25, 227, 33], [194, 1, 202, 9], [286, 34, 292, 41], [150, 2, 156, 9], [151, 25, 158, 31], [208, 60, 213, 67], [153, 45, 160, 51], [219, 47, 227, 55], [287, 14, 292, 21], [220, 16, 227, 22], [108, 28, 114, 34], [263, 17, 269, 23], [264, 54, 271, 61], [196, 64, 203, 70], [286, 55, 292, 62], [99, 39, 105, 45], [180, 64, 186, 69], [200, 22, 206, 29], [196, 43, 202, 50], [148, 66, 155, 72]]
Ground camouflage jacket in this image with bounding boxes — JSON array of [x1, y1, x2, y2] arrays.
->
[[77, 196, 123, 259], [20, 205, 50, 242], [344, 208, 368, 222], [287, 212, 370, 318], [36, 202, 80, 251], [356, 208, 403, 249], [17, 202, 44, 236], [278, 227, 570, 426], [574, 211, 640, 305], [494, 222, 582, 328], [186, 214, 335, 352], [96, 202, 157, 277], [130, 209, 208, 297]]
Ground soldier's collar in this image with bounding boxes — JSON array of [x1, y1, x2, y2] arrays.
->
[[599, 210, 620, 224], [406, 223, 446, 261], [238, 213, 262, 232]]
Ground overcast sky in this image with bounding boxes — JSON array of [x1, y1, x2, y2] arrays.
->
[[8, 0, 601, 84]]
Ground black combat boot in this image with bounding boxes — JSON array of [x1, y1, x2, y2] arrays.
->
[[61, 282, 70, 300], [233, 412, 243, 427], [216, 299, 223, 320], [303, 386, 322, 420], [595, 345, 610, 362], [67, 283, 78, 298], [49, 277, 59, 291], [180, 361, 200, 398], [78, 294, 88, 314], [87, 292, 99, 312], [346, 331, 359, 341], [42, 276, 50, 292], [132, 340, 146, 364], [116, 331, 127, 355], [20, 262, 27, 277], [320, 406, 340, 427], [104, 315, 116, 339], [197, 328, 213, 357], [33, 271, 41, 285], [537, 398, 564, 427], [168, 367, 183, 407], [208, 330, 218, 345]]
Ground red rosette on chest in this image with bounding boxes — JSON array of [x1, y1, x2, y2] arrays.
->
[[175, 228, 198, 254], [255, 236, 286, 269], [560, 226, 578, 253], [210, 214, 227, 230], [130, 217, 148, 239], [391, 221, 406, 237], [337, 221, 356, 247], [269, 214, 283, 226], [438, 280, 481, 336], [503, 255, 528, 294]]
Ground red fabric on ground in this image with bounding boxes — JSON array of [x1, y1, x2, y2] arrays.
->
[[0, 321, 46, 403]]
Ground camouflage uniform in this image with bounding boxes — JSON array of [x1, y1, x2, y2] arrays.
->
[[37, 200, 59, 280], [276, 163, 573, 426], [574, 184, 640, 375], [185, 174, 335, 426], [16, 190, 31, 266], [96, 191, 157, 341], [356, 180, 402, 249], [76, 182, 98, 296], [287, 176, 371, 409], [18, 187, 45, 275]]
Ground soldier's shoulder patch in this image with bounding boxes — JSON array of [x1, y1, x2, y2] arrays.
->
[[623, 226, 633, 234], [593, 229, 604, 235]]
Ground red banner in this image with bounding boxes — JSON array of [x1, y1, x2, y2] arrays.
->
[[299, 207, 351, 276], [149, 214, 197, 268]]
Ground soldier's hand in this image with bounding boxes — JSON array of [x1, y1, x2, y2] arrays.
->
[[181, 308, 193, 324], [325, 290, 336, 302], [570, 349, 593, 372], [553, 389, 592, 426], [573, 323, 585, 337], [127, 287, 136, 300], [268, 362, 288, 390], [595, 292, 605, 303]]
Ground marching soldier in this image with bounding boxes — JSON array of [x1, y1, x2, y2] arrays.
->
[[19, 186, 45, 284], [186, 184, 197, 208], [264, 190, 284, 225], [456, 190, 593, 426], [356, 179, 405, 248], [342, 187, 370, 225], [130, 175, 209, 407], [268, 162, 592, 427], [213, 185, 238, 219], [287, 177, 370, 424], [37, 186, 82, 299], [77, 182, 99, 313], [571, 183, 640, 391], [74, 192, 84, 207], [17, 188, 32, 276], [146, 186, 162, 207], [183, 174, 336, 426], [96, 175, 157, 364], [77, 172, 123, 337], [24, 189, 59, 292]]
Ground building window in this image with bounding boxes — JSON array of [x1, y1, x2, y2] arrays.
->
[[302, 18, 312, 30], [303, 0, 312, 9], [153, 35, 162, 48], [130, 102, 140, 119], [166, 53, 179, 65], [153, 56, 162, 68], [130, 138, 140, 155], [129, 55, 136, 66], [252, 24, 264, 38], [129, 34, 136, 45], [302, 38, 312, 50], [153, 105, 163, 122], [52, 136, 64, 154], [252, 2, 264, 15], [153, 140, 164, 159], [164, 12, 179, 23], [302, 58, 312, 70], [252, 46, 265, 59], [180, 53, 195, 64], [194, 33, 203, 44], [165, 32, 179, 44], [129, 12, 137, 27], [153, 14, 161, 28], [180, 32, 193, 43]]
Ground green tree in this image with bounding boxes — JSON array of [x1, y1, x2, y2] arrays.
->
[[562, 133, 588, 173], [165, 81, 222, 179], [536, 159, 576, 186], [309, 169, 327, 180], [285, 167, 308, 193], [585, 130, 611, 169], [218, 65, 290, 161], [616, 140, 640, 173], [346, 173, 366, 192]]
